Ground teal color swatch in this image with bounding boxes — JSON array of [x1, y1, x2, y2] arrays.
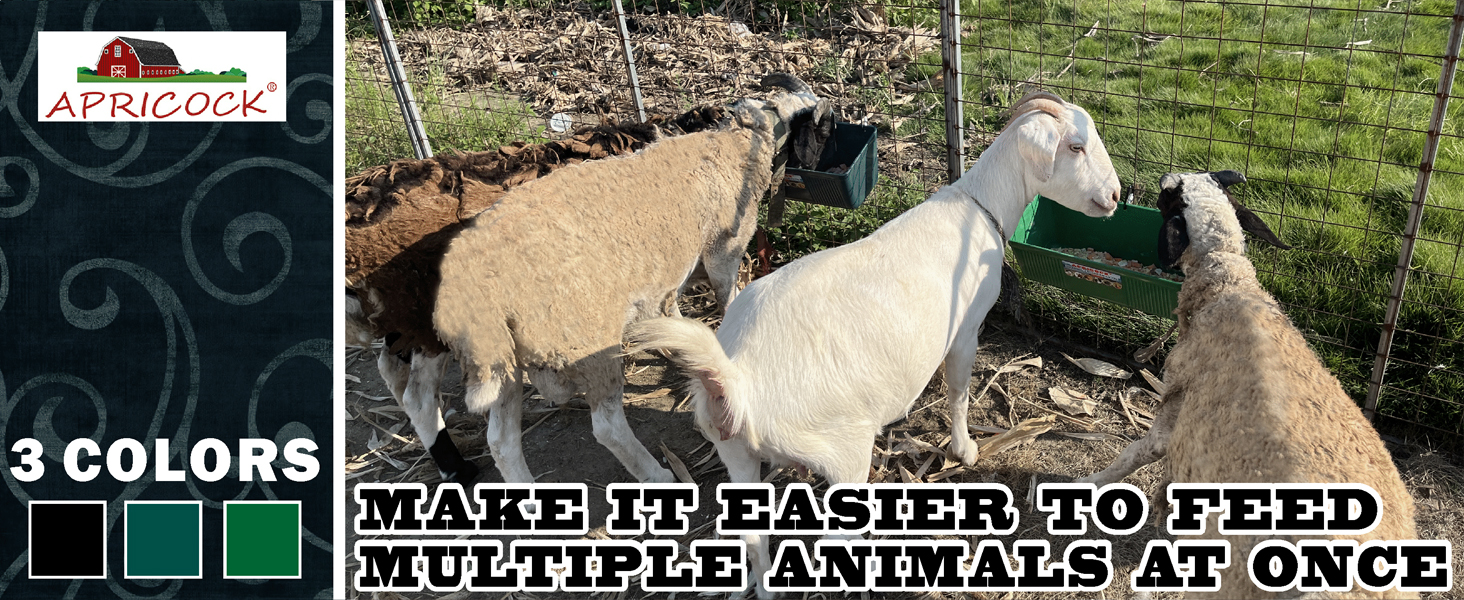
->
[[125, 502, 201, 578]]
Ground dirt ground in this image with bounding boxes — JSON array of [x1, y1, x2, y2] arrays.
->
[[344, 287, 1464, 600]]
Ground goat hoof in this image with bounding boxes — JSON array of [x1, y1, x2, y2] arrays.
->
[[644, 467, 676, 484], [429, 433, 478, 485], [447, 460, 480, 485], [951, 438, 980, 466], [439, 461, 479, 485]]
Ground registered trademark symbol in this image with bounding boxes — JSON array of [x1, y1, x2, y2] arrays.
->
[[267, 82, 278, 92]]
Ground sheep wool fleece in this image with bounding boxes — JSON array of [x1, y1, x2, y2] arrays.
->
[[1164, 173, 1417, 599], [433, 107, 774, 413]]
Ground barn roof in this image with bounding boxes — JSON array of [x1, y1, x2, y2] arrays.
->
[[115, 37, 181, 67]]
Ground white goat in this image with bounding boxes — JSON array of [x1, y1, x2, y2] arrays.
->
[[629, 91, 1122, 597], [1078, 171, 1418, 599]]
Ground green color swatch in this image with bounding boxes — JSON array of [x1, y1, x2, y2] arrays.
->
[[224, 502, 299, 578], [125, 502, 200, 578]]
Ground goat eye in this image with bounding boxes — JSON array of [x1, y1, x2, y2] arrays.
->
[[1070, 144, 1084, 153]]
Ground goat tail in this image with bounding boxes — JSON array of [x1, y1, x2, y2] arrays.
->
[[627, 317, 750, 444]]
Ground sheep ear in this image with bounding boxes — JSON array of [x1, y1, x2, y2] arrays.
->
[[1159, 173, 1183, 191], [1159, 215, 1190, 268], [1211, 170, 1246, 188], [1234, 205, 1291, 249], [732, 101, 771, 132], [1017, 115, 1061, 182], [696, 368, 725, 398]]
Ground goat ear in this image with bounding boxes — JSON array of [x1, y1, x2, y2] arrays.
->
[[792, 99, 833, 168], [1017, 115, 1061, 182], [1159, 215, 1190, 268], [1233, 205, 1291, 249]]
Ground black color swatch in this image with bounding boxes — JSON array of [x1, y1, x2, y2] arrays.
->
[[30, 502, 105, 578]]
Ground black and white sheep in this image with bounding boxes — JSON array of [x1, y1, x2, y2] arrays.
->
[[1078, 170, 1419, 599], [345, 123, 665, 484]]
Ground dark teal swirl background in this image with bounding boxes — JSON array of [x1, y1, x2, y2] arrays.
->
[[0, 2, 333, 599]]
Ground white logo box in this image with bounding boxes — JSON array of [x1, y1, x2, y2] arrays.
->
[[37, 31, 287, 122]]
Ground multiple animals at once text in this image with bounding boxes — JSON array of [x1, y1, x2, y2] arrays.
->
[[345, 76, 1422, 599]]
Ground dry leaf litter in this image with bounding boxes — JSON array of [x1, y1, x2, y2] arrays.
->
[[350, 4, 949, 180]]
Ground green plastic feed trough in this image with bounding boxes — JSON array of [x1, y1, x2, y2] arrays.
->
[[1010, 196, 1183, 319], [782, 122, 879, 210]]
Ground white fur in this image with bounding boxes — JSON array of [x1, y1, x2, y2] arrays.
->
[[346, 290, 465, 481], [629, 96, 1121, 598]]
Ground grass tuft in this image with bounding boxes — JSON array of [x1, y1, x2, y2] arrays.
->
[[345, 49, 542, 175]]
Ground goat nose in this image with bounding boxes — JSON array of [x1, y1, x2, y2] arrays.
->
[[1110, 189, 1121, 207]]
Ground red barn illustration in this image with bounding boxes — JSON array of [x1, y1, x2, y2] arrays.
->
[[95, 37, 182, 78]]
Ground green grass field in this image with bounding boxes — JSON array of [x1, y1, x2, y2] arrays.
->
[[922, 0, 1464, 432], [76, 74, 247, 83]]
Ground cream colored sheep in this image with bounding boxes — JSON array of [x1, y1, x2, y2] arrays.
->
[[432, 97, 808, 484], [345, 123, 664, 484], [1079, 170, 1418, 599], [345, 75, 827, 484]]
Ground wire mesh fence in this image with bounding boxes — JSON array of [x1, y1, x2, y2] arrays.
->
[[948, 0, 1464, 446], [345, 0, 1464, 448], [346, 0, 951, 257]]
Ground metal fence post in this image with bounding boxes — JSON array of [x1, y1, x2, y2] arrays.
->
[[940, 0, 965, 182], [1364, 0, 1464, 419], [367, 0, 433, 158], [612, 0, 647, 123]]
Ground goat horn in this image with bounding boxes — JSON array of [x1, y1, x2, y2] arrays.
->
[[1012, 89, 1068, 107], [1000, 89, 1071, 132], [761, 73, 814, 95]]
